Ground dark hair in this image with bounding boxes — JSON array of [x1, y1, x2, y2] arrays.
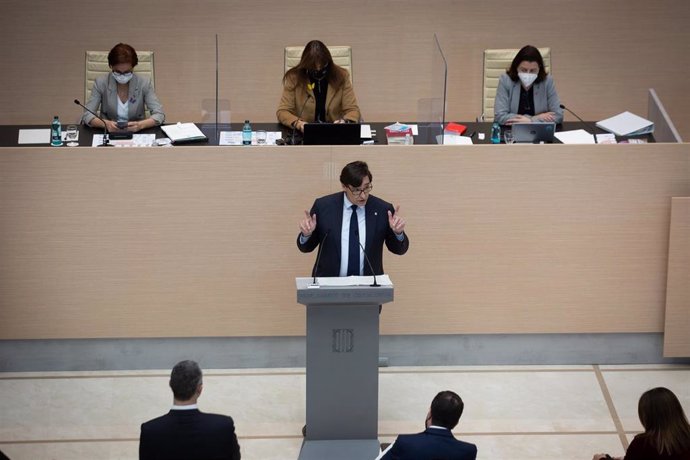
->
[[637, 387, 690, 456], [340, 161, 372, 188], [506, 45, 547, 84], [108, 43, 138, 68], [283, 40, 348, 90], [169, 360, 202, 401], [430, 390, 464, 429]]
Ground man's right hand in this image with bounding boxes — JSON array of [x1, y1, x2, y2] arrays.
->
[[299, 210, 317, 238]]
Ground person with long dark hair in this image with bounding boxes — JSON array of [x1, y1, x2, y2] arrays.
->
[[277, 40, 361, 131], [82, 43, 164, 132], [493, 45, 562, 125], [593, 387, 690, 460]]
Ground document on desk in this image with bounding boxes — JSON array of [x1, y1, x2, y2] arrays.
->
[[361, 124, 372, 138], [311, 274, 393, 287], [218, 131, 282, 145], [555, 130, 617, 144], [18, 129, 50, 144], [92, 134, 156, 147], [555, 129, 597, 144], [442, 133, 473, 145]]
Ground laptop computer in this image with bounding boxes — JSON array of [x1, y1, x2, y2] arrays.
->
[[303, 123, 361, 145], [511, 122, 556, 143]]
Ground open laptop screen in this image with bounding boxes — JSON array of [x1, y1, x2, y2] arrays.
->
[[303, 123, 361, 145], [511, 122, 556, 143]]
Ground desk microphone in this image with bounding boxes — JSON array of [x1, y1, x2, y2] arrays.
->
[[284, 94, 312, 145], [357, 239, 380, 287], [560, 104, 598, 144], [311, 230, 329, 285], [74, 99, 112, 147]]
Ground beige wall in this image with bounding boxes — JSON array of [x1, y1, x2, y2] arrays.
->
[[1, 144, 688, 340], [1, 0, 689, 138]]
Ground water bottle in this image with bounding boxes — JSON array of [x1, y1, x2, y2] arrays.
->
[[491, 122, 501, 144], [242, 120, 252, 145], [51, 116, 62, 146]]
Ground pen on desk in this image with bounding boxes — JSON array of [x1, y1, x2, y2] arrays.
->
[[466, 131, 475, 138]]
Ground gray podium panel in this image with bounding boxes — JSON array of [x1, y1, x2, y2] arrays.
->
[[296, 278, 394, 460], [298, 439, 381, 460]]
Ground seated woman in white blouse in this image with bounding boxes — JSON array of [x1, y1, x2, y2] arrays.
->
[[82, 43, 165, 132]]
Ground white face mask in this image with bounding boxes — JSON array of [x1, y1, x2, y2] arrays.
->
[[112, 72, 133, 84], [518, 72, 538, 88]]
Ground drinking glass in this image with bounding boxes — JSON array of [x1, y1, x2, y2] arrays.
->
[[503, 130, 514, 144], [256, 130, 267, 145], [66, 125, 79, 146]]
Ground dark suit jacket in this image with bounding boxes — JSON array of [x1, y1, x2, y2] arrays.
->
[[382, 427, 477, 460], [297, 192, 409, 276], [139, 409, 240, 460]]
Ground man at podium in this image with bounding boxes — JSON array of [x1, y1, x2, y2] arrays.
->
[[297, 161, 409, 276]]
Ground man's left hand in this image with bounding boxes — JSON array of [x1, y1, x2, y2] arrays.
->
[[388, 205, 406, 235]]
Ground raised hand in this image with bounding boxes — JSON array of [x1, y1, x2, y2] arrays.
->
[[388, 205, 406, 235], [299, 210, 317, 237]]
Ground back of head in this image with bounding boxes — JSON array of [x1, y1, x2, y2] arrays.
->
[[638, 387, 690, 456], [430, 390, 464, 430], [340, 161, 372, 188], [108, 43, 138, 68], [169, 360, 202, 401]]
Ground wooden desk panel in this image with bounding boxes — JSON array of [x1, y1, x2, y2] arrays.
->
[[0, 144, 688, 339], [664, 197, 690, 357]]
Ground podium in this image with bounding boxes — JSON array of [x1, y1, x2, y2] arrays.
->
[[295, 277, 394, 460]]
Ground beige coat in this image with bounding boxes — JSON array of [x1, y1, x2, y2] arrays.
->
[[276, 72, 361, 128]]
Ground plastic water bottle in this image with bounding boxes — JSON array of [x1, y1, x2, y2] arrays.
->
[[51, 116, 62, 146], [242, 120, 252, 145], [491, 122, 501, 144]]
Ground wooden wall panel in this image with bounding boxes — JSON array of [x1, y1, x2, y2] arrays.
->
[[663, 197, 690, 357], [0, 144, 688, 339], [1, 0, 689, 139]]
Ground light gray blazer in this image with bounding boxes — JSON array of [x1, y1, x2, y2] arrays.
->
[[82, 72, 165, 125], [493, 73, 563, 125]]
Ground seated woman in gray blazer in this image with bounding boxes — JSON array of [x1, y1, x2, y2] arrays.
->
[[82, 43, 164, 132], [493, 45, 563, 125]]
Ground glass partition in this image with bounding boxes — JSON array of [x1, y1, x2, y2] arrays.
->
[[417, 33, 447, 144]]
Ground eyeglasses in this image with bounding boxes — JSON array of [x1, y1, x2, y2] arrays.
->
[[112, 70, 133, 77], [348, 184, 373, 196]]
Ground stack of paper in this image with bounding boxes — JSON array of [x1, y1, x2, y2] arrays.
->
[[596, 111, 654, 136]]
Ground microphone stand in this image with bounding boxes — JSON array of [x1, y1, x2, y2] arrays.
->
[[310, 231, 329, 286], [358, 240, 380, 287], [284, 94, 312, 145], [560, 104, 598, 144], [74, 99, 113, 147]]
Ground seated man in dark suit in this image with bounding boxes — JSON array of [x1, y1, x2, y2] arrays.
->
[[381, 390, 477, 460], [139, 360, 241, 460]]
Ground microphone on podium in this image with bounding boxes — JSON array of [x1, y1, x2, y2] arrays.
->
[[560, 104, 598, 144], [357, 239, 380, 287], [311, 230, 329, 285]]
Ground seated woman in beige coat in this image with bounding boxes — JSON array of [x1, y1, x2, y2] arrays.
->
[[277, 40, 360, 132], [82, 43, 165, 133]]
